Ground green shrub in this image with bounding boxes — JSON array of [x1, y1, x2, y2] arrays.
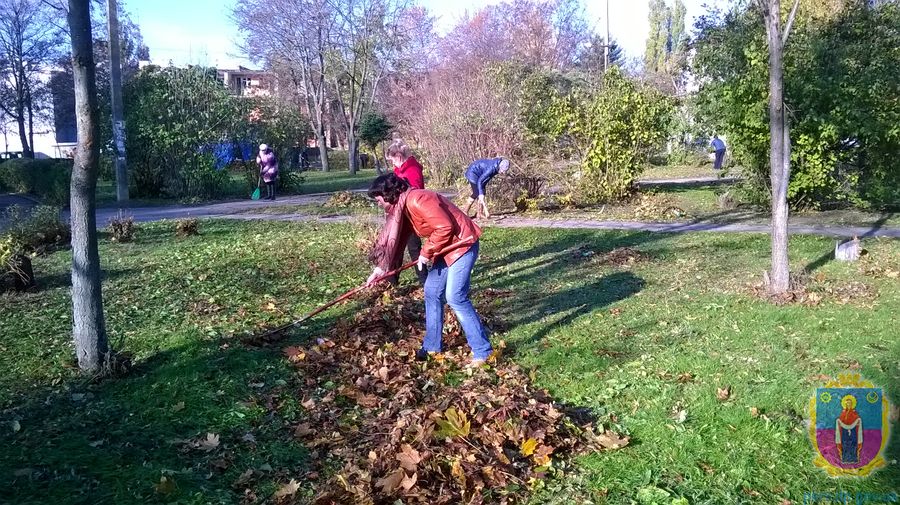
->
[[2, 205, 70, 253], [327, 150, 351, 172], [556, 68, 675, 204], [0, 159, 72, 205], [278, 170, 306, 193]]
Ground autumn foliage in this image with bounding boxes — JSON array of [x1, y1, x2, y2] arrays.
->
[[272, 287, 628, 503]]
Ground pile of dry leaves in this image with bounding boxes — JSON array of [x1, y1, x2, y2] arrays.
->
[[277, 287, 628, 504]]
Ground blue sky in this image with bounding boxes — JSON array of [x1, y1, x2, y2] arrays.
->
[[129, 0, 731, 69]]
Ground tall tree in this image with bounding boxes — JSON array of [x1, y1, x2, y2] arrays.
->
[[644, 0, 688, 91], [758, 0, 801, 295], [236, 0, 334, 172], [0, 0, 63, 157], [329, 0, 406, 174], [645, 0, 670, 73], [577, 34, 623, 73], [67, 0, 108, 371]]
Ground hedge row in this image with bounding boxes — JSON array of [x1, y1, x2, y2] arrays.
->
[[0, 159, 73, 206]]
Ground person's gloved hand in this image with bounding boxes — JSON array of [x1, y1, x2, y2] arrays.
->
[[366, 267, 385, 286], [417, 255, 432, 271]]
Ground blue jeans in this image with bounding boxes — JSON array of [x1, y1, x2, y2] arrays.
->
[[422, 241, 493, 360]]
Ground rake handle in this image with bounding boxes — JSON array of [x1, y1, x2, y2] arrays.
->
[[255, 239, 473, 339]]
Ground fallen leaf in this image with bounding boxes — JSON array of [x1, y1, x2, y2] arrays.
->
[[172, 401, 185, 412], [396, 444, 421, 471], [595, 431, 630, 449], [375, 469, 404, 494], [698, 461, 715, 475], [676, 372, 694, 383], [533, 444, 554, 466], [451, 459, 466, 489], [400, 471, 417, 491], [10, 420, 20, 433], [808, 373, 831, 383], [273, 479, 300, 499], [301, 398, 316, 409], [520, 438, 538, 456], [716, 386, 732, 402], [233, 469, 255, 487], [294, 423, 314, 437], [283, 346, 306, 362], [435, 407, 471, 438], [241, 432, 257, 444], [750, 407, 760, 418], [199, 433, 220, 452], [155, 475, 176, 495]]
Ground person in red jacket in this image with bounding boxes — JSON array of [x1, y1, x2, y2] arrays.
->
[[388, 140, 424, 190], [387, 140, 427, 284]]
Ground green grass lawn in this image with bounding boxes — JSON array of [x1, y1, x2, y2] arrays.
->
[[522, 185, 900, 228], [1, 221, 898, 504], [641, 164, 734, 180], [94, 167, 378, 207]]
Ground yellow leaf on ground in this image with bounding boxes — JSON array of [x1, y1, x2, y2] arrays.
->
[[520, 438, 538, 456], [451, 459, 466, 489]]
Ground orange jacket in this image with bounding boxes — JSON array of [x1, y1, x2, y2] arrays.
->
[[404, 190, 481, 266]]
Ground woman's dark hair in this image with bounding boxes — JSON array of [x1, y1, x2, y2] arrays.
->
[[368, 173, 410, 204]]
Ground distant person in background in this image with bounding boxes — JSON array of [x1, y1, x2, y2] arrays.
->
[[387, 139, 427, 284], [464, 158, 510, 218], [257, 144, 279, 200], [711, 135, 727, 170]]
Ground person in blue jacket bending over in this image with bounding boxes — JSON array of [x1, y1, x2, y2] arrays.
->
[[464, 157, 510, 218]]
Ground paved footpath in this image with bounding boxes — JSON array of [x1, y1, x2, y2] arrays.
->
[[3, 188, 889, 239], [220, 211, 900, 239]]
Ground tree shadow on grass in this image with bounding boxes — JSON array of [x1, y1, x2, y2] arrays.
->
[[0, 308, 344, 504], [33, 267, 139, 291], [476, 231, 650, 358]]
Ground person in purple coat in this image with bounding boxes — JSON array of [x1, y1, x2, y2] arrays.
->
[[257, 144, 279, 200]]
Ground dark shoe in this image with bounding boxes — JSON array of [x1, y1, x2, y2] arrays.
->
[[415, 348, 429, 362]]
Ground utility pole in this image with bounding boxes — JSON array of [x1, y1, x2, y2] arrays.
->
[[107, 0, 128, 202], [605, 0, 610, 71]]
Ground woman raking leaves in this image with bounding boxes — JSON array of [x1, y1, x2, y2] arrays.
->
[[366, 174, 493, 365]]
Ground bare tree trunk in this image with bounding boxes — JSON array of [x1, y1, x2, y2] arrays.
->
[[316, 125, 329, 171], [348, 131, 359, 175], [15, 100, 30, 157], [67, 0, 108, 372], [764, 0, 791, 294], [27, 87, 34, 158]]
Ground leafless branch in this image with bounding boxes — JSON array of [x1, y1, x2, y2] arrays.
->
[[782, 0, 800, 45]]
